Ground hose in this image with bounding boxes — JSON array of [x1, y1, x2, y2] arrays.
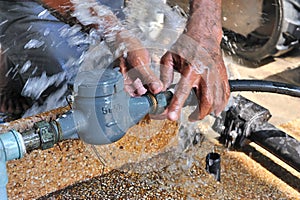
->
[[250, 122, 300, 172], [229, 80, 300, 98]]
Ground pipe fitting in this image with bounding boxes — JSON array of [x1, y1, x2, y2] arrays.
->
[[22, 121, 61, 152], [71, 68, 152, 145], [148, 91, 173, 115], [0, 130, 26, 200], [0, 130, 26, 161], [0, 148, 8, 200], [34, 121, 60, 150]]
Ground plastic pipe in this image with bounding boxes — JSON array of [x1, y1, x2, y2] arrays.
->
[[56, 111, 80, 140], [229, 80, 300, 97], [0, 130, 26, 200], [129, 96, 152, 124], [0, 145, 8, 200], [0, 130, 26, 161], [205, 152, 221, 181]]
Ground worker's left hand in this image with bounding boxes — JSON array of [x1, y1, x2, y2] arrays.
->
[[159, 33, 230, 121], [115, 30, 163, 96]]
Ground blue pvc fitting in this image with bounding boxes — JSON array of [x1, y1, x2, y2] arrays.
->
[[0, 144, 8, 200], [0, 130, 26, 161], [0, 186, 8, 200], [0, 130, 26, 200]]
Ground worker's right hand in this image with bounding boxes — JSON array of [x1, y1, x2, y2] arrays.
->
[[159, 34, 230, 121], [114, 30, 163, 96]]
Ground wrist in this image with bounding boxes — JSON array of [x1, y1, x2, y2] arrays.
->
[[184, 27, 223, 46], [186, 0, 223, 44]]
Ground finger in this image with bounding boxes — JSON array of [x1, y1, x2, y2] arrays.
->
[[214, 79, 230, 116], [132, 78, 147, 96], [123, 76, 137, 97], [211, 61, 230, 116], [119, 57, 127, 75], [136, 65, 163, 94], [189, 75, 213, 121], [149, 108, 168, 120], [123, 77, 148, 97], [199, 71, 217, 119], [167, 66, 198, 121], [127, 50, 163, 94], [124, 83, 137, 97], [160, 52, 174, 91]]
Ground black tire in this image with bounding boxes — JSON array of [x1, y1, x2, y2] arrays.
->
[[222, 0, 300, 62]]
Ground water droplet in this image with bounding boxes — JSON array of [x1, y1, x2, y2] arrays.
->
[[38, 9, 50, 19], [24, 39, 45, 49], [20, 60, 32, 74]]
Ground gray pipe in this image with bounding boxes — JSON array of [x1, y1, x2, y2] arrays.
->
[[56, 111, 80, 140]]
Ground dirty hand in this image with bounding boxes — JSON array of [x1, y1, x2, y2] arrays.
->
[[112, 30, 163, 97], [160, 33, 230, 121]]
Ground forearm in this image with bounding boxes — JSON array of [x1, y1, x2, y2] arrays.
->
[[186, 0, 223, 44]]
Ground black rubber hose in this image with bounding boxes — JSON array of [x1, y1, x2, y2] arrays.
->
[[250, 123, 300, 172], [229, 80, 300, 98]]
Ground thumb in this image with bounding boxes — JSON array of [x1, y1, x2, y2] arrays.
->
[[167, 66, 197, 121]]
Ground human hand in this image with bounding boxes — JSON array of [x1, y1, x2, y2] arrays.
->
[[159, 34, 230, 121], [71, 2, 163, 97], [112, 30, 163, 96]]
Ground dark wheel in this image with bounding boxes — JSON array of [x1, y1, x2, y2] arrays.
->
[[222, 0, 300, 62]]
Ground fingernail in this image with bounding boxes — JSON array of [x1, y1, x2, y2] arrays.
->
[[136, 87, 147, 96], [168, 111, 178, 121], [149, 82, 162, 94]]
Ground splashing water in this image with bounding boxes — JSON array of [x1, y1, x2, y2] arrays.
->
[[123, 0, 186, 60], [11, 0, 212, 182], [38, 9, 51, 19], [24, 39, 45, 49], [22, 84, 68, 118], [21, 72, 67, 100], [68, 0, 212, 179], [20, 60, 32, 74]]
